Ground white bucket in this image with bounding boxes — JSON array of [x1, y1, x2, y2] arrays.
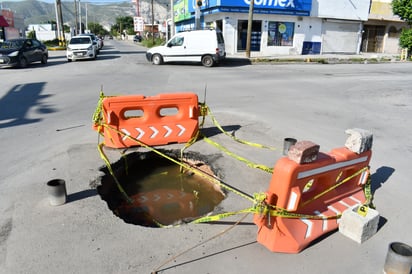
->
[[46, 179, 67, 206], [283, 137, 297, 155], [384, 242, 412, 274]]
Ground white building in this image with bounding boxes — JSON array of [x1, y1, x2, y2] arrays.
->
[[173, 0, 378, 56], [27, 24, 58, 41], [362, 0, 407, 54]]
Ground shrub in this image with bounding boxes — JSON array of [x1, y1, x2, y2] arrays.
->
[[399, 28, 412, 55], [142, 37, 165, 48]]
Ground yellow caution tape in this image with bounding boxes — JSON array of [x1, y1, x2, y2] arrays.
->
[[299, 167, 369, 209], [95, 122, 372, 227], [99, 123, 256, 204], [202, 135, 273, 173], [92, 91, 105, 126], [203, 104, 277, 151], [363, 170, 375, 209], [155, 199, 342, 228], [93, 96, 374, 227], [97, 143, 133, 203]]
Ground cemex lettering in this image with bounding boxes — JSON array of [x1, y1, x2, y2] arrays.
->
[[244, 0, 295, 8]]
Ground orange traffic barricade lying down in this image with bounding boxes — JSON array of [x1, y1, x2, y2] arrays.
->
[[94, 93, 200, 148], [254, 130, 373, 253]]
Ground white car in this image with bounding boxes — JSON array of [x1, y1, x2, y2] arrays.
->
[[66, 36, 96, 62], [79, 33, 102, 53], [146, 29, 226, 67]]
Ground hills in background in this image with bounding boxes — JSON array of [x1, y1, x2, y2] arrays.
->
[[0, 0, 170, 30]]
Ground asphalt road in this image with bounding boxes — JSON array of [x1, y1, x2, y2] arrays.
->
[[1, 39, 411, 274]]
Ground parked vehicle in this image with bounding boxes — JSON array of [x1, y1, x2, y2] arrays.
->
[[79, 33, 101, 53], [66, 36, 96, 62], [145, 29, 226, 67], [133, 35, 142, 42], [0, 38, 48, 68], [97, 35, 104, 49]]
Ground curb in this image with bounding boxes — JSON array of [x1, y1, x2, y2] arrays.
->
[[48, 46, 66, 51], [225, 56, 407, 65]]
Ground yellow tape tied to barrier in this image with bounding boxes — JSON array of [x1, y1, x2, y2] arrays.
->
[[93, 94, 374, 227]]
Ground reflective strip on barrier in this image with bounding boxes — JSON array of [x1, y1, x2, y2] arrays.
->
[[314, 210, 328, 231], [358, 170, 368, 185], [297, 156, 369, 179], [287, 189, 299, 211]]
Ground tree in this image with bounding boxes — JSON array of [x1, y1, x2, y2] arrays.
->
[[392, 0, 412, 53], [88, 22, 108, 36], [392, 0, 412, 23], [399, 28, 412, 49], [111, 16, 135, 35], [27, 30, 37, 39]]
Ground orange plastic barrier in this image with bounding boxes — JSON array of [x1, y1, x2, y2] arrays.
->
[[254, 147, 372, 253], [95, 93, 199, 148]]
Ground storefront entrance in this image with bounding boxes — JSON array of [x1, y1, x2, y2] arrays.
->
[[237, 20, 262, 51], [361, 25, 385, 53]]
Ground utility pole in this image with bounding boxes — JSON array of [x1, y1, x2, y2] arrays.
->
[[57, 0, 65, 46], [151, 0, 154, 44], [170, 0, 174, 37], [85, 3, 88, 32], [245, 0, 254, 58], [78, 0, 82, 34], [195, 2, 200, 30], [54, 0, 61, 44], [74, 0, 78, 35], [54, 0, 65, 47]]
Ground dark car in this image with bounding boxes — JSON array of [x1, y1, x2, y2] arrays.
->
[[133, 35, 142, 42], [0, 38, 48, 68]]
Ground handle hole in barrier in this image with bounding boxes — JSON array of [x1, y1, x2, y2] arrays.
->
[[124, 109, 144, 119], [159, 107, 179, 117]]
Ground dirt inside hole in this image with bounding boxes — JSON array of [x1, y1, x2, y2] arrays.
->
[[95, 150, 226, 227]]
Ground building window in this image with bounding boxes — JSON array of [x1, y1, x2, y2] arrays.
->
[[267, 21, 294, 46], [388, 26, 399, 38]]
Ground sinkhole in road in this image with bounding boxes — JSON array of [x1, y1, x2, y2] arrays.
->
[[96, 150, 226, 227]]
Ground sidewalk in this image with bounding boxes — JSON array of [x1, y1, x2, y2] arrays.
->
[[227, 52, 404, 64], [121, 38, 405, 64]]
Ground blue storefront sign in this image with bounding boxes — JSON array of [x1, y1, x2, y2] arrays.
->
[[186, 0, 311, 16]]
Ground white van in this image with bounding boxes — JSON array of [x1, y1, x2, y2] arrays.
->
[[146, 29, 226, 67]]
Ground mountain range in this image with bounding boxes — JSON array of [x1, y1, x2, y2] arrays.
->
[[0, 0, 170, 30]]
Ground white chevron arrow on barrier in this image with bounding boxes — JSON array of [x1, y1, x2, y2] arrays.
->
[[149, 126, 159, 139], [136, 128, 145, 139], [163, 125, 172, 138], [177, 124, 186, 136], [138, 195, 148, 203], [153, 194, 161, 202], [121, 129, 131, 141], [124, 124, 188, 141]]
